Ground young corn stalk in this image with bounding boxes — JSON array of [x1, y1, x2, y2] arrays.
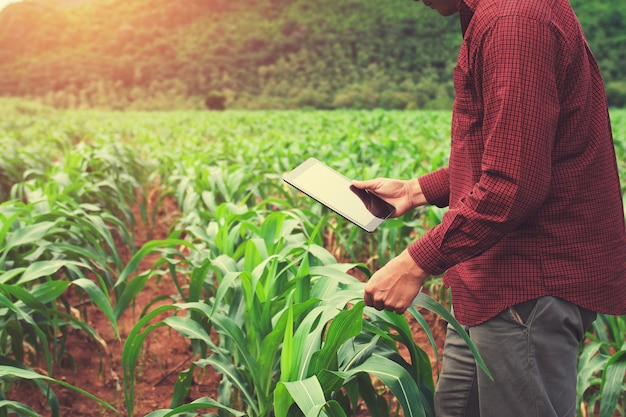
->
[[121, 205, 486, 417]]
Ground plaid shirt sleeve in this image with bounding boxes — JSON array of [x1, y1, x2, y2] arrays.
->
[[410, 15, 559, 275]]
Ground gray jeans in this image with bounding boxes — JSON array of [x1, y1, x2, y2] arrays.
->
[[434, 296, 597, 417]]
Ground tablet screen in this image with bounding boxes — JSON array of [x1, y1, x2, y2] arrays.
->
[[283, 158, 395, 232]]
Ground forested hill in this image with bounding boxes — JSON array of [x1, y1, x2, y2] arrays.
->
[[0, 0, 624, 110]]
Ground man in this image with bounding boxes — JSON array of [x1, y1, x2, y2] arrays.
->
[[352, 0, 626, 416]]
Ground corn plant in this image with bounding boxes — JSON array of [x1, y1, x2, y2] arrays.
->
[[0, 137, 60, 204], [10, 142, 150, 234], [0, 198, 120, 415], [0, 128, 147, 413], [120, 204, 488, 417], [577, 314, 626, 417]]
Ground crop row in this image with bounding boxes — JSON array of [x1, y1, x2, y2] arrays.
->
[[0, 98, 624, 416]]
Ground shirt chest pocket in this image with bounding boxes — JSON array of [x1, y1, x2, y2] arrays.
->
[[452, 65, 483, 143]]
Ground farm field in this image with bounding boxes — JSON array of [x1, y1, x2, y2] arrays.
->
[[1, 99, 625, 417]]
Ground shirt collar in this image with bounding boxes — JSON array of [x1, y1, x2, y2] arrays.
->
[[457, 0, 476, 35], [458, 0, 478, 11]]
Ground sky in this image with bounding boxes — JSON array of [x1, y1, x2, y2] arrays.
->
[[0, 0, 21, 10]]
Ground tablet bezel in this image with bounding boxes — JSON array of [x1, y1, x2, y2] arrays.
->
[[283, 157, 395, 232]]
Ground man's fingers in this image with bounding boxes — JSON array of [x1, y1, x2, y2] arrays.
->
[[373, 298, 385, 311], [365, 292, 406, 314], [365, 289, 386, 311], [364, 291, 373, 307], [351, 179, 370, 190], [352, 178, 381, 191]]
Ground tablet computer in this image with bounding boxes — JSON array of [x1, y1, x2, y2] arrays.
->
[[283, 157, 396, 232]]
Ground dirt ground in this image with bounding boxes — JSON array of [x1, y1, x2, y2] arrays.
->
[[7, 194, 447, 416]]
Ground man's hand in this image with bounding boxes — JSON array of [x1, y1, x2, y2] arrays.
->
[[364, 249, 429, 314], [351, 178, 427, 218]]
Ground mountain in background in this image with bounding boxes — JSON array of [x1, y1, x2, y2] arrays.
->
[[0, 0, 624, 110]]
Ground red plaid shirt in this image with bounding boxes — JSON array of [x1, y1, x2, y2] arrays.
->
[[409, 0, 626, 325]]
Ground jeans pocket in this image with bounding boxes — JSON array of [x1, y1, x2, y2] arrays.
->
[[510, 299, 538, 325], [509, 306, 525, 325]]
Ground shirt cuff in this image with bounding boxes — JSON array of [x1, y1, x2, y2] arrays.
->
[[408, 234, 450, 276], [419, 168, 450, 208]]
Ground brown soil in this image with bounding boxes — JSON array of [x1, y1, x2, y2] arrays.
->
[[7, 193, 447, 417]]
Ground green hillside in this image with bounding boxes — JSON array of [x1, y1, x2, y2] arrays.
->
[[0, 0, 624, 110]]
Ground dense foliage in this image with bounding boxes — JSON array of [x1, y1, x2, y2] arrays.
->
[[0, 0, 624, 110]]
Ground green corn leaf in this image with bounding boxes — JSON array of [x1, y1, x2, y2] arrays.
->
[[310, 265, 363, 286], [320, 400, 348, 417], [280, 305, 295, 382], [163, 316, 212, 345], [210, 270, 244, 319], [188, 258, 212, 303], [589, 316, 611, 346], [317, 368, 351, 396], [259, 257, 281, 334], [3, 221, 55, 251], [243, 238, 264, 275], [170, 365, 195, 408], [0, 221, 57, 266], [5, 321, 25, 363], [409, 308, 440, 375], [174, 301, 214, 319], [277, 382, 348, 417], [17, 259, 83, 284], [250, 254, 282, 304], [307, 244, 338, 265], [365, 306, 434, 394], [18, 281, 70, 305], [122, 304, 178, 417], [0, 357, 60, 417], [271, 298, 319, 384], [257, 317, 289, 399], [260, 211, 287, 254], [346, 355, 426, 417], [275, 376, 326, 417], [51, 242, 112, 272], [0, 268, 25, 285], [577, 341, 606, 398], [294, 251, 310, 304], [123, 320, 169, 415], [0, 401, 40, 417], [295, 306, 338, 380], [294, 292, 367, 381], [308, 214, 329, 247], [194, 355, 260, 416], [144, 396, 245, 417], [72, 278, 119, 339], [0, 365, 117, 413], [210, 254, 239, 278], [85, 214, 124, 271], [115, 239, 193, 287], [0, 210, 24, 254], [598, 349, 626, 417], [410, 292, 492, 380], [113, 272, 151, 320], [0, 285, 51, 321], [210, 312, 259, 383], [349, 372, 389, 417], [309, 303, 364, 375], [337, 335, 381, 373]]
